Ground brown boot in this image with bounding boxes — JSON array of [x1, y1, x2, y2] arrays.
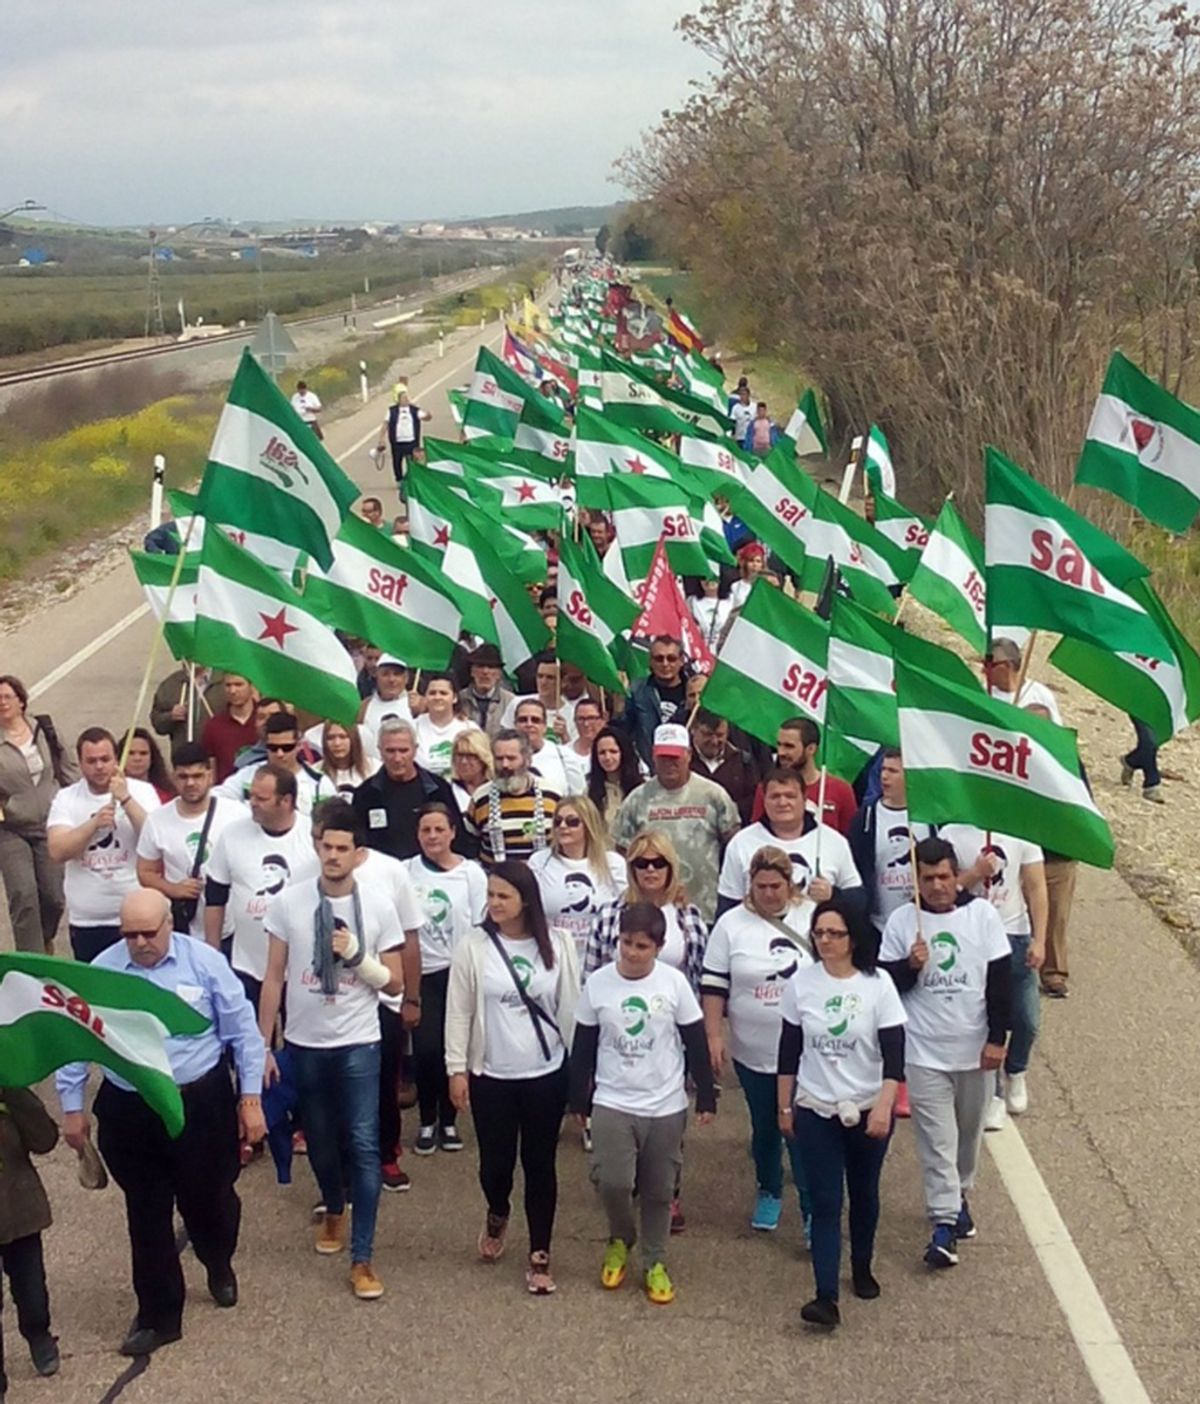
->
[[315, 1211, 347, 1255]]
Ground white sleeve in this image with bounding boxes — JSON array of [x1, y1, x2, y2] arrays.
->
[[606, 851, 628, 890], [779, 972, 802, 1025], [875, 970, 907, 1026], [877, 909, 910, 962], [831, 832, 862, 890], [206, 828, 233, 886], [390, 869, 424, 932], [1017, 837, 1044, 867], [135, 811, 164, 861], [717, 836, 746, 900], [46, 788, 73, 830], [466, 863, 489, 924], [980, 903, 1012, 961], [574, 978, 598, 1027], [674, 973, 702, 1025], [263, 890, 291, 944], [703, 913, 733, 978]]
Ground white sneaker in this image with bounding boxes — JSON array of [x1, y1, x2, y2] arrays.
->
[[984, 1096, 1008, 1132], [1006, 1072, 1029, 1115]]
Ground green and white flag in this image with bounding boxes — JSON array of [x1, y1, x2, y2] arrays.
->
[[130, 550, 198, 661], [702, 580, 830, 745], [512, 394, 573, 475], [869, 490, 929, 581], [1049, 579, 1200, 745], [193, 527, 361, 725], [985, 446, 1169, 660], [423, 438, 561, 532], [195, 348, 359, 571], [677, 426, 755, 495], [1076, 350, 1200, 532], [169, 488, 303, 576], [462, 346, 566, 443], [672, 349, 728, 420], [304, 513, 461, 670], [556, 530, 639, 694], [863, 424, 895, 496], [599, 349, 729, 436], [0, 951, 210, 1138], [447, 387, 467, 426], [783, 388, 829, 458], [908, 497, 988, 654], [896, 660, 1114, 869], [608, 473, 717, 582], [573, 406, 679, 509]]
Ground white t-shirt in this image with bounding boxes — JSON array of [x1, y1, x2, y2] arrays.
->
[[413, 714, 471, 778], [206, 816, 319, 980], [265, 878, 404, 1049], [730, 401, 755, 440], [870, 804, 924, 928], [393, 405, 416, 443], [781, 965, 907, 1106], [356, 848, 424, 1012], [403, 854, 488, 973], [704, 903, 815, 1073], [993, 678, 1062, 726], [303, 721, 381, 765], [500, 696, 583, 745], [878, 897, 1010, 1071], [291, 389, 322, 422], [659, 904, 688, 974], [940, 824, 1043, 935], [135, 795, 241, 938], [215, 762, 331, 817], [717, 821, 862, 903], [360, 692, 414, 748], [690, 595, 731, 648], [528, 848, 626, 965], [574, 960, 703, 1117], [48, 778, 162, 926], [729, 578, 754, 611], [530, 742, 586, 797], [481, 936, 566, 1078]]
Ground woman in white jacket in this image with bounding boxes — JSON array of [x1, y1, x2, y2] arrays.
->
[[446, 859, 580, 1296]]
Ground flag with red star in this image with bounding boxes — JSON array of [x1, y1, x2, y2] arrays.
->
[[192, 526, 360, 725], [573, 405, 702, 511]]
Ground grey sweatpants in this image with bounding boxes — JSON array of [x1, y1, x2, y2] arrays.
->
[[906, 1063, 991, 1225], [590, 1105, 686, 1272]]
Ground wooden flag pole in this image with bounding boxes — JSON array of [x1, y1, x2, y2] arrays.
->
[[908, 829, 925, 945], [184, 670, 195, 743], [812, 762, 829, 877], [1012, 630, 1040, 707], [119, 517, 198, 771]]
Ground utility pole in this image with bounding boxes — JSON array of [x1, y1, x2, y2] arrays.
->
[[254, 237, 266, 320], [144, 228, 166, 340]]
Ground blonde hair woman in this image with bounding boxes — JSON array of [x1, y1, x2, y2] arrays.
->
[[583, 830, 707, 992], [450, 727, 494, 817], [701, 846, 815, 1235], [528, 796, 626, 966]]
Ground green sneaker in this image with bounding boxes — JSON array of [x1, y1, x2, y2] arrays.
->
[[601, 1238, 629, 1290], [644, 1261, 675, 1305]]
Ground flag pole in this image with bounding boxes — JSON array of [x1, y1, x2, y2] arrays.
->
[[908, 829, 924, 944], [119, 518, 198, 771], [1012, 630, 1040, 707], [812, 725, 829, 878], [184, 668, 195, 743]]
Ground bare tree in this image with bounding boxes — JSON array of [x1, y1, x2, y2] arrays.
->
[[621, 0, 1200, 525]]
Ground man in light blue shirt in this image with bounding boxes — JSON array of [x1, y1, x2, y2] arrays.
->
[[57, 888, 265, 1359]]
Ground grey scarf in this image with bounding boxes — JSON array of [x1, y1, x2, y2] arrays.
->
[[312, 883, 365, 995]]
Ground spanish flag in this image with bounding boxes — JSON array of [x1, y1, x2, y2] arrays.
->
[[665, 306, 705, 354]]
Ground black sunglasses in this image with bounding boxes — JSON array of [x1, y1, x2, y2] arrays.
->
[[631, 856, 669, 872]]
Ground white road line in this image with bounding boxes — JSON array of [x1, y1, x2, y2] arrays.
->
[[988, 1125, 1154, 1404], [27, 604, 152, 701], [23, 326, 499, 702]]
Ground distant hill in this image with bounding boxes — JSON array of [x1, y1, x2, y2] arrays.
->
[[444, 203, 624, 234]]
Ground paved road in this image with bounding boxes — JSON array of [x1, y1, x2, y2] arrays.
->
[[1, 334, 1194, 1403]]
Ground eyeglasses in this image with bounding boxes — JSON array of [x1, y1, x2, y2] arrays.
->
[[631, 856, 669, 873], [650, 654, 680, 666], [266, 741, 297, 753], [554, 815, 583, 829], [122, 927, 165, 941], [812, 927, 851, 941]]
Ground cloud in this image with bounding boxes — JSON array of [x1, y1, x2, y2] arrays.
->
[[1, 0, 708, 224]]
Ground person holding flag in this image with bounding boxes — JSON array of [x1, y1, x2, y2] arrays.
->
[[57, 887, 266, 1356]]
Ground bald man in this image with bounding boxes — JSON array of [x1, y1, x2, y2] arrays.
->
[[57, 888, 265, 1358]]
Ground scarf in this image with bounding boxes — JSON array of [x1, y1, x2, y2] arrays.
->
[[486, 776, 548, 863], [312, 882, 365, 995]]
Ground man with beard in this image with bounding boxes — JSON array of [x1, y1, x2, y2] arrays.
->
[[464, 729, 559, 866]]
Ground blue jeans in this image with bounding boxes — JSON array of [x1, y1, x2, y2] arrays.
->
[[289, 1041, 382, 1264], [1005, 933, 1041, 1075], [1124, 717, 1161, 789], [734, 1061, 809, 1211], [792, 1107, 892, 1301]]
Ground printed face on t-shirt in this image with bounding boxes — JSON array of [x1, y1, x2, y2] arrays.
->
[[256, 854, 291, 897], [560, 871, 596, 915]]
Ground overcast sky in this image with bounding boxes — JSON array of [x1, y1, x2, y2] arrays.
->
[[0, 1, 708, 228]]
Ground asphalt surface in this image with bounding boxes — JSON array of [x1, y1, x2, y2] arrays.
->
[[0, 326, 1193, 1403]]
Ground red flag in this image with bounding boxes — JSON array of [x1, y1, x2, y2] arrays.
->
[[630, 537, 716, 676]]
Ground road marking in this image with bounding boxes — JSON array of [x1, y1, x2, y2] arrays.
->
[[987, 1124, 1153, 1404], [23, 325, 499, 702], [27, 604, 151, 702]]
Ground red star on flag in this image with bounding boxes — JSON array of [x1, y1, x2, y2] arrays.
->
[[625, 455, 650, 475], [515, 481, 538, 502], [433, 524, 450, 548], [258, 607, 299, 650]]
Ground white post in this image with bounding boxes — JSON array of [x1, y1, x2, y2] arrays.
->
[[359, 359, 369, 403], [150, 454, 166, 531], [480, 309, 486, 329], [438, 330, 445, 359]]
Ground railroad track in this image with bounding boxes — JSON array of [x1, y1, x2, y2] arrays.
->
[[0, 268, 497, 389]]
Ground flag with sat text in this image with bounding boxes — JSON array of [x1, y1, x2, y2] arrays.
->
[[0, 952, 211, 1138], [908, 498, 989, 654], [896, 660, 1114, 868], [193, 527, 361, 725], [984, 446, 1169, 660], [555, 530, 639, 694], [195, 348, 359, 571], [868, 489, 929, 582], [607, 473, 720, 582], [1075, 350, 1200, 532]]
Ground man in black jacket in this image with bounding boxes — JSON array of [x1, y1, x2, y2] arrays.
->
[[351, 719, 461, 861]]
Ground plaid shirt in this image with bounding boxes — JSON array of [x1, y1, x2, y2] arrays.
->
[[583, 897, 709, 994]]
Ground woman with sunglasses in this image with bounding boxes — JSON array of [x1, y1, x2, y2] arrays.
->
[[405, 802, 487, 1155], [528, 797, 626, 968], [702, 846, 815, 1235], [777, 897, 906, 1328], [586, 726, 644, 828], [445, 860, 580, 1295], [570, 901, 717, 1306]]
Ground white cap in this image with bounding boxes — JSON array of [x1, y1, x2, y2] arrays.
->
[[652, 723, 691, 756], [377, 655, 408, 671]]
